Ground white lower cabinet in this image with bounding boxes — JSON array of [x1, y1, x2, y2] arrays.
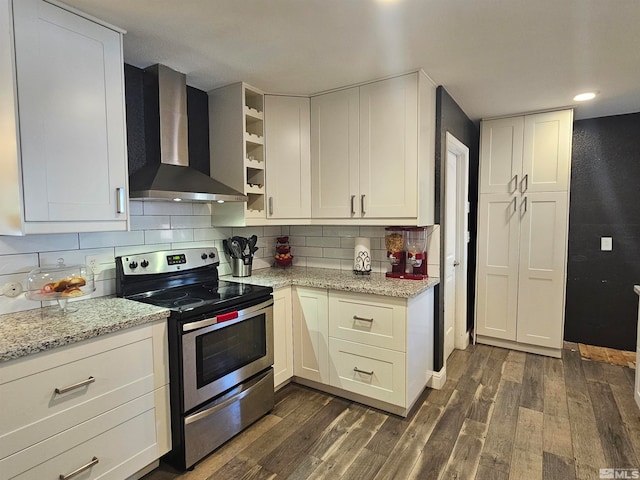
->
[[0, 321, 170, 480], [292, 287, 434, 416], [273, 287, 294, 389]]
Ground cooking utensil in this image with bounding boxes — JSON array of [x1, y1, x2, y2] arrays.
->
[[229, 239, 243, 259], [232, 236, 248, 254], [248, 235, 258, 253], [222, 239, 232, 257]]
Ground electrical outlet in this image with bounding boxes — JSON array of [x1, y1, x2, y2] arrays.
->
[[86, 256, 101, 275], [601, 237, 613, 251]]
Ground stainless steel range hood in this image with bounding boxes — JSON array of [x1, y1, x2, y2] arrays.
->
[[128, 64, 247, 203]]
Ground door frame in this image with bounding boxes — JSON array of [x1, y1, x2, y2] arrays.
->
[[445, 132, 470, 351]]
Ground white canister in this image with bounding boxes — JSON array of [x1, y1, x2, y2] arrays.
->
[[353, 237, 372, 275]]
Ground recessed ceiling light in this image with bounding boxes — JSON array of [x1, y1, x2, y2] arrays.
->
[[573, 91, 598, 102]]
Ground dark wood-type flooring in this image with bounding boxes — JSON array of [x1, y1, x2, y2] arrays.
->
[[144, 344, 639, 480]]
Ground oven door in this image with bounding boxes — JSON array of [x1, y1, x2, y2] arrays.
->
[[181, 298, 274, 412]]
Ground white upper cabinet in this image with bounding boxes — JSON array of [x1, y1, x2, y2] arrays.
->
[[359, 74, 418, 218], [311, 87, 360, 219], [265, 95, 311, 219], [0, 0, 128, 235], [311, 72, 435, 225], [480, 110, 573, 195]]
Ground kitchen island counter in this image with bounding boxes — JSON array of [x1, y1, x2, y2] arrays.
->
[[0, 297, 169, 362], [222, 266, 439, 298]]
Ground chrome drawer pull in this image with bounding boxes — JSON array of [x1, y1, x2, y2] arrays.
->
[[55, 376, 95, 395], [353, 315, 374, 323], [354, 367, 374, 376], [116, 187, 126, 214], [361, 194, 366, 215], [351, 195, 356, 215], [59, 456, 99, 480]]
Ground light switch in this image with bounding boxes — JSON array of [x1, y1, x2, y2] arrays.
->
[[601, 237, 613, 251]]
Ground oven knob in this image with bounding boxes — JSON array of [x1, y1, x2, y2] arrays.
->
[[201, 253, 208, 260], [140, 260, 149, 268], [208, 252, 215, 258], [129, 261, 138, 269]]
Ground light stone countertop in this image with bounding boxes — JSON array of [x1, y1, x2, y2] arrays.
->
[[222, 266, 440, 298], [0, 297, 169, 363]]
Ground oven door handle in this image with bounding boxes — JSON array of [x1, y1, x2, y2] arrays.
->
[[182, 297, 274, 332]]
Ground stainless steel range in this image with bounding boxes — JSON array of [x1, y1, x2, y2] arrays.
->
[[116, 247, 274, 470]]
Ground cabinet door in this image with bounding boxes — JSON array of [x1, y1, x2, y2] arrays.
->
[[13, 0, 127, 223], [311, 88, 359, 218], [479, 116, 524, 194], [516, 192, 568, 348], [359, 74, 418, 218], [272, 287, 294, 388], [475, 193, 520, 341], [522, 110, 573, 193], [265, 96, 311, 219], [292, 287, 329, 383]]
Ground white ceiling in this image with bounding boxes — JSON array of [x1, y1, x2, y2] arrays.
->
[[61, 0, 640, 121]]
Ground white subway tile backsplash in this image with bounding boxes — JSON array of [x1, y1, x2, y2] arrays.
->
[[171, 241, 219, 251], [0, 253, 39, 275], [306, 236, 340, 248], [194, 227, 233, 241], [359, 226, 386, 238], [130, 215, 171, 231], [0, 234, 79, 255], [307, 257, 342, 270], [293, 246, 324, 257], [263, 226, 283, 237], [114, 243, 171, 257], [288, 236, 306, 247], [39, 247, 114, 268], [232, 226, 264, 237], [192, 203, 212, 216], [144, 229, 194, 245], [143, 201, 193, 216], [171, 216, 212, 229], [322, 247, 353, 260], [129, 200, 144, 215], [322, 225, 359, 237], [290, 225, 323, 236], [340, 237, 355, 249], [79, 231, 144, 249]]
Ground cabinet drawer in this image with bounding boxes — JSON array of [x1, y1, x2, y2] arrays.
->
[[329, 338, 406, 407], [0, 336, 154, 459], [1, 393, 158, 480], [328, 291, 406, 351]]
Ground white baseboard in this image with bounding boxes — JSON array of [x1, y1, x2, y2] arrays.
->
[[427, 366, 447, 390]]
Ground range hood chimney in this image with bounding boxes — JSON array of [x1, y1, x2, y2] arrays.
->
[[128, 64, 247, 203]]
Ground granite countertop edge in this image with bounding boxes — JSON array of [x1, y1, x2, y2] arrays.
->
[[222, 266, 440, 298], [0, 297, 170, 363]]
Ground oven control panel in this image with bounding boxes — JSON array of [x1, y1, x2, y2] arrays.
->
[[119, 247, 220, 275]]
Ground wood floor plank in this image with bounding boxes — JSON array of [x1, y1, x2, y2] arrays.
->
[[341, 447, 388, 480], [364, 414, 409, 456], [478, 380, 521, 474], [306, 403, 368, 460], [409, 389, 476, 479], [457, 344, 493, 394], [306, 409, 387, 480], [586, 380, 639, 468], [542, 452, 576, 480], [513, 407, 543, 453], [563, 348, 607, 477], [240, 465, 276, 480], [509, 448, 542, 480], [543, 414, 573, 459], [600, 362, 634, 387], [272, 384, 331, 419], [475, 465, 509, 480], [440, 418, 488, 480], [502, 350, 526, 383], [467, 347, 509, 424], [610, 382, 640, 464], [582, 360, 606, 383], [446, 348, 474, 383], [520, 354, 545, 412], [426, 377, 456, 406], [257, 397, 353, 478], [544, 357, 569, 418], [373, 401, 444, 480], [623, 365, 636, 384]]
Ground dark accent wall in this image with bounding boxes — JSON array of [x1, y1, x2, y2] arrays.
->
[[564, 112, 640, 351], [434, 87, 479, 371], [123, 63, 210, 175]]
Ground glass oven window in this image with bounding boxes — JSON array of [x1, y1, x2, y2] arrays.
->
[[195, 314, 266, 388]]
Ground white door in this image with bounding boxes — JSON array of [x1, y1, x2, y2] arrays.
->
[[310, 88, 359, 218], [479, 116, 524, 194], [359, 74, 418, 218], [522, 110, 573, 193], [265, 96, 311, 219], [443, 151, 457, 360], [516, 192, 569, 348], [475, 193, 520, 341], [13, 0, 127, 223]]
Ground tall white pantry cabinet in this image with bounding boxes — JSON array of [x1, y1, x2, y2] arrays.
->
[[474, 110, 573, 358]]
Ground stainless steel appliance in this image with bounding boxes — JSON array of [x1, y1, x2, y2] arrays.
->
[[116, 247, 274, 470]]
